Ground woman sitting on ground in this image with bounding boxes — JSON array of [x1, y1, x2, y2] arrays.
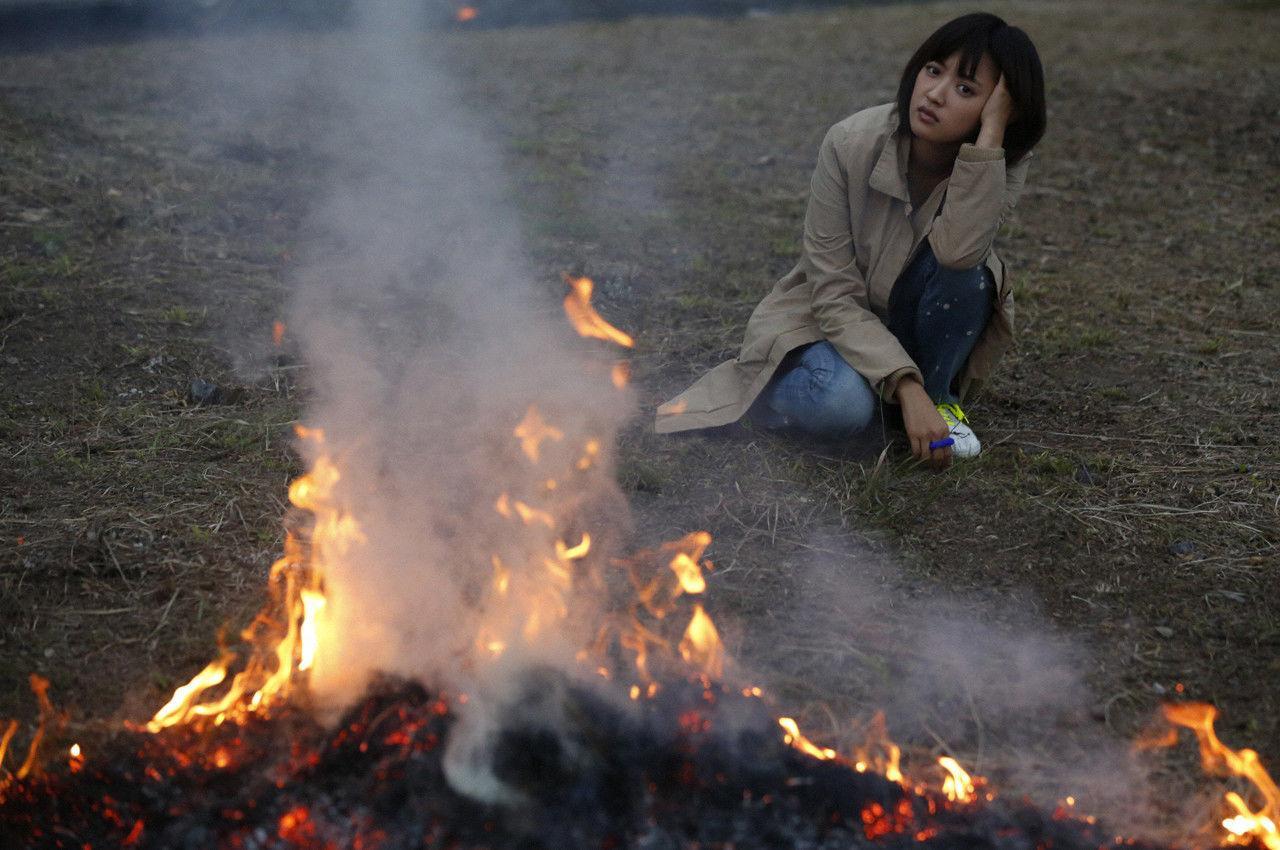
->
[[655, 12, 1046, 469]]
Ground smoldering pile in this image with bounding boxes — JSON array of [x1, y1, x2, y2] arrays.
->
[[0, 667, 1171, 850]]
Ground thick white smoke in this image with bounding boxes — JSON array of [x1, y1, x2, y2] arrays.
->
[[267, 3, 632, 709]]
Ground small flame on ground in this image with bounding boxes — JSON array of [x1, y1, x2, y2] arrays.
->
[[852, 711, 904, 784], [939, 756, 976, 803], [1162, 702, 1279, 850], [562, 273, 634, 348], [0, 675, 59, 798], [678, 604, 724, 680], [272, 320, 286, 347], [779, 717, 837, 760], [455, 5, 477, 22], [670, 552, 707, 595]]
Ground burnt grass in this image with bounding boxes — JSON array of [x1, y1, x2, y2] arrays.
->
[[0, 0, 1276, 834], [0, 672, 1175, 850]]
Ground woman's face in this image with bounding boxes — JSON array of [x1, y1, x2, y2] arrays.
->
[[908, 51, 1000, 145]]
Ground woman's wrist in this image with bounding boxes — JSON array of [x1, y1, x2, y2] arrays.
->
[[975, 121, 1006, 151], [894, 375, 928, 403]]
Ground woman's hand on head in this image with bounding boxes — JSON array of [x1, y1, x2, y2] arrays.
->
[[895, 378, 953, 469], [977, 74, 1014, 147]]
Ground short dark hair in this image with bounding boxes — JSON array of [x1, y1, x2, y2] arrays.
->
[[895, 13, 1046, 166]]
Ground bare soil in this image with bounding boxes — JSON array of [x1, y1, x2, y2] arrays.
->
[[0, 0, 1276, 829]]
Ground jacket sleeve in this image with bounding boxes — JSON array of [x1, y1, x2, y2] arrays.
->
[[804, 127, 921, 401], [927, 144, 1030, 270]]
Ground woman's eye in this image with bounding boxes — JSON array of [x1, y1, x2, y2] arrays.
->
[[925, 65, 939, 76], [958, 84, 972, 95]]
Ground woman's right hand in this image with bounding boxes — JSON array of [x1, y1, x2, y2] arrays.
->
[[896, 377, 953, 469]]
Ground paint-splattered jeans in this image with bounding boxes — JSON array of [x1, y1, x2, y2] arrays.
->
[[752, 243, 993, 439]]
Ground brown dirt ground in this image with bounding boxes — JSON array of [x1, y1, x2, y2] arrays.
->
[[0, 0, 1276, 833]]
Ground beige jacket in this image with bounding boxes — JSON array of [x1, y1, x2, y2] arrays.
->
[[655, 103, 1030, 434]]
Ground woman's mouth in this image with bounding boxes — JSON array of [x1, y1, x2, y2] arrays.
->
[[917, 106, 940, 125]]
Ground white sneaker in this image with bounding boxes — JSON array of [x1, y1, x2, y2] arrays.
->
[[936, 403, 981, 458]]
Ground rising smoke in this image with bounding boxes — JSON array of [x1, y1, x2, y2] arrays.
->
[[235, 2, 635, 706]]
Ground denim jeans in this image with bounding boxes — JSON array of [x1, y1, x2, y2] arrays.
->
[[752, 243, 993, 439]]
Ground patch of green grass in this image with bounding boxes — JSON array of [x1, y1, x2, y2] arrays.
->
[[1197, 337, 1224, 355], [161, 305, 207, 326], [1040, 324, 1115, 353], [1027, 449, 1076, 479]]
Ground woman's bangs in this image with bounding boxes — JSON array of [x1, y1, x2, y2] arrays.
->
[[925, 27, 993, 79]]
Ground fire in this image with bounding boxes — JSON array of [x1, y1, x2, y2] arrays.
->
[[11, 238, 1277, 850], [939, 756, 975, 803], [0, 674, 58, 797], [668, 530, 710, 595], [562, 273, 634, 348], [851, 710, 904, 784], [272, 320, 286, 346], [142, 425, 349, 733], [1162, 703, 1279, 850], [455, 5, 477, 22], [779, 717, 837, 760], [678, 604, 724, 679], [297, 588, 327, 672], [513, 404, 564, 462], [611, 360, 630, 388]]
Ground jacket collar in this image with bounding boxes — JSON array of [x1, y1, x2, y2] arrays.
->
[[868, 127, 912, 204]]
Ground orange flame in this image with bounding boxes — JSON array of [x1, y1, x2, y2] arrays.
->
[[143, 435, 349, 733], [0, 675, 58, 797], [678, 604, 724, 679], [779, 717, 837, 760], [1163, 703, 1279, 850], [939, 756, 975, 803], [852, 711, 903, 783], [562, 273, 634, 348], [272, 320, 285, 347], [455, 5, 477, 22], [669, 552, 706, 594], [514, 405, 564, 463], [611, 361, 630, 389]]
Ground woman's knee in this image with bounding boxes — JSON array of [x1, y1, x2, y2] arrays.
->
[[803, 352, 877, 437]]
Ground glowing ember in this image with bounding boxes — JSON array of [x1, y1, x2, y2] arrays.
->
[[272, 320, 285, 346], [562, 273, 634, 348], [455, 5, 477, 22]]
